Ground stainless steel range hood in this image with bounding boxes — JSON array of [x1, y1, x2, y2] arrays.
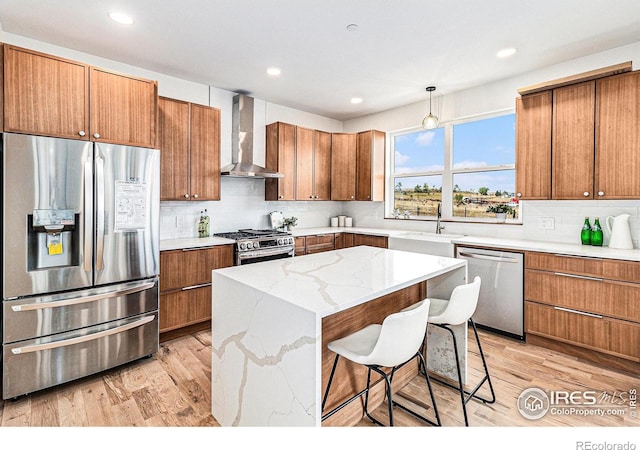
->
[[221, 94, 283, 178]]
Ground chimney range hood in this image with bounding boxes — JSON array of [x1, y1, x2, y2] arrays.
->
[[221, 94, 283, 178]]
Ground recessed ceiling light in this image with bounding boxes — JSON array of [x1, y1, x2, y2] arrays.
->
[[346, 23, 359, 32], [266, 67, 281, 76], [350, 97, 363, 104], [496, 47, 517, 58], [109, 11, 134, 25]]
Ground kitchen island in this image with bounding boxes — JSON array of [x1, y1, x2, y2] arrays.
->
[[211, 246, 467, 426]]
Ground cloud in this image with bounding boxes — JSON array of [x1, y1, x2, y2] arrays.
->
[[395, 164, 445, 174], [394, 151, 410, 165], [415, 131, 436, 147], [453, 160, 489, 169]]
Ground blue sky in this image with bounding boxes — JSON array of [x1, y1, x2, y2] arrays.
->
[[394, 114, 516, 192]]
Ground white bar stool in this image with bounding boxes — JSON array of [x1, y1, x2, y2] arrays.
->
[[321, 299, 441, 427], [426, 276, 496, 426]]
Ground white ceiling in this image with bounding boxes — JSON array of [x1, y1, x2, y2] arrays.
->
[[1, 0, 639, 121]]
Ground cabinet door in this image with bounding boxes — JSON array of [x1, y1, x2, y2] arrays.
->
[[331, 133, 357, 200], [356, 130, 385, 201], [305, 234, 335, 253], [596, 71, 640, 198], [4, 45, 89, 139], [190, 104, 221, 201], [160, 286, 212, 333], [313, 130, 332, 200], [515, 92, 551, 199], [158, 97, 191, 200], [265, 122, 296, 200], [295, 126, 315, 200], [160, 245, 233, 292], [552, 82, 595, 199], [353, 234, 388, 248], [294, 237, 306, 255], [89, 67, 157, 148]]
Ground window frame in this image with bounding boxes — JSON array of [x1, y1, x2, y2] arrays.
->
[[386, 107, 519, 223]]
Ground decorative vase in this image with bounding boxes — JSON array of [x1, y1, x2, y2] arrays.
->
[[495, 213, 507, 223]]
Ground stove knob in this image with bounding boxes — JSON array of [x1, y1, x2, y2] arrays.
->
[[239, 243, 246, 250], [253, 242, 259, 249], [289, 238, 294, 244], [278, 238, 283, 245]]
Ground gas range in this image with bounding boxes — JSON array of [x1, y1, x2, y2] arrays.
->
[[213, 229, 295, 265]]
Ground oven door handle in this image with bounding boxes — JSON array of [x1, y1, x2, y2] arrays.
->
[[10, 282, 155, 312], [10, 314, 156, 354], [237, 246, 295, 260]]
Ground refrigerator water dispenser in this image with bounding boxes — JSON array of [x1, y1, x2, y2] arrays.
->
[[27, 209, 79, 270]]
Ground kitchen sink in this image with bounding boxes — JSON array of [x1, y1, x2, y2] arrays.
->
[[387, 232, 465, 257]]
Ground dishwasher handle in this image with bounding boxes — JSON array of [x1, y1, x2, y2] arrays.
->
[[457, 251, 521, 264]]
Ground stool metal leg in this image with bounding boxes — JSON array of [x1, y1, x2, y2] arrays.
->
[[321, 354, 340, 412]]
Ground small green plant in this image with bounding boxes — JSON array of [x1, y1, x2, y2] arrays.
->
[[282, 216, 298, 228], [486, 203, 514, 215]]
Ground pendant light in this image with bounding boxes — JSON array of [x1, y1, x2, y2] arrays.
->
[[422, 86, 439, 129]]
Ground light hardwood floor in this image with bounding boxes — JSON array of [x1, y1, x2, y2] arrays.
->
[[0, 327, 638, 427]]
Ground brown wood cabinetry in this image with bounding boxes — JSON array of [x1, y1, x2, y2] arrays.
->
[[515, 91, 552, 200], [356, 130, 385, 201], [3, 45, 89, 139], [295, 234, 336, 255], [335, 233, 387, 249], [595, 71, 640, 198], [3, 45, 158, 147], [159, 245, 233, 333], [295, 127, 331, 200], [265, 122, 296, 201], [525, 251, 640, 368], [158, 97, 221, 201], [331, 133, 357, 200]]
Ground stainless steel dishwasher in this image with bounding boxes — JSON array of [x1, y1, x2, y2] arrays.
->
[[456, 246, 524, 340]]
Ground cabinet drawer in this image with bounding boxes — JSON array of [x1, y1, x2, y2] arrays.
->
[[305, 234, 335, 253], [353, 234, 388, 249], [525, 269, 640, 321], [525, 301, 639, 362], [603, 259, 640, 283], [160, 245, 234, 292], [525, 252, 602, 277], [159, 285, 211, 333], [294, 236, 306, 255]]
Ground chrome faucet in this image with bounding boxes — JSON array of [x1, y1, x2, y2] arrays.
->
[[435, 203, 444, 234]]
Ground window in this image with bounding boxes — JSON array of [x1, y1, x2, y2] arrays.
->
[[389, 111, 517, 221]]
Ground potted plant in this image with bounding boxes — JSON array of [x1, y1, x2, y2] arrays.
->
[[486, 204, 514, 222], [282, 216, 298, 231]]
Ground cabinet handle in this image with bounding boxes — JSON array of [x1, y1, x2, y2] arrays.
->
[[553, 306, 603, 319], [552, 253, 602, 262], [309, 195, 313, 199], [183, 194, 190, 199], [182, 283, 212, 291], [554, 272, 603, 282], [597, 191, 605, 196], [279, 195, 283, 199], [93, 133, 100, 139], [78, 130, 86, 137], [193, 194, 199, 199], [181, 246, 217, 251], [350, 195, 354, 199], [516, 193, 522, 197], [583, 191, 589, 197]]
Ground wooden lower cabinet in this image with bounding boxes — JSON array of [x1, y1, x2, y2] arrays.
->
[[159, 244, 233, 334], [525, 251, 640, 369], [335, 232, 387, 249], [305, 234, 335, 254]]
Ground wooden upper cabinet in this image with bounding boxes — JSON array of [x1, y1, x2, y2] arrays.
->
[[158, 97, 220, 201], [331, 133, 357, 200], [295, 127, 331, 200], [190, 104, 221, 201], [89, 66, 158, 148], [356, 130, 385, 201], [158, 97, 190, 200], [596, 70, 640, 199], [3, 45, 89, 139], [552, 81, 595, 199], [515, 91, 552, 199], [265, 122, 296, 201]]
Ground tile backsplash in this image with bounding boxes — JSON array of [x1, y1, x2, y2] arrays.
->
[[160, 177, 640, 249]]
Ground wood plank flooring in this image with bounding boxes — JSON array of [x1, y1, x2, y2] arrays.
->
[[1, 328, 638, 428]]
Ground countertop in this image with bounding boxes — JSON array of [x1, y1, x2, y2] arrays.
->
[[212, 245, 466, 318], [160, 226, 640, 262]]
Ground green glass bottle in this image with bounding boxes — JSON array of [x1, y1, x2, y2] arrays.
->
[[590, 217, 603, 247], [581, 217, 591, 245]]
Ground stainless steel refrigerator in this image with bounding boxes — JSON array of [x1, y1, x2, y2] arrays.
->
[[1, 132, 160, 399]]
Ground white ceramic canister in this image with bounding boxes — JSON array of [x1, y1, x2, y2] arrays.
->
[[345, 217, 353, 227], [330, 217, 339, 227], [338, 215, 346, 227]]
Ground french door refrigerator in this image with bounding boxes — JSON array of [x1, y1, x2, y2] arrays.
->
[[1, 132, 160, 399]]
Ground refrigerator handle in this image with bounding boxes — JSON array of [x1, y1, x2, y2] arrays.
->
[[10, 314, 155, 354], [96, 156, 105, 271], [84, 158, 93, 272]]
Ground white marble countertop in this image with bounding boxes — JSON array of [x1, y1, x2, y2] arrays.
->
[[212, 245, 466, 318], [290, 226, 403, 237], [159, 236, 235, 251]]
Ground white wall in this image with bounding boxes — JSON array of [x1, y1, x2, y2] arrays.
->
[[3, 32, 640, 244]]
